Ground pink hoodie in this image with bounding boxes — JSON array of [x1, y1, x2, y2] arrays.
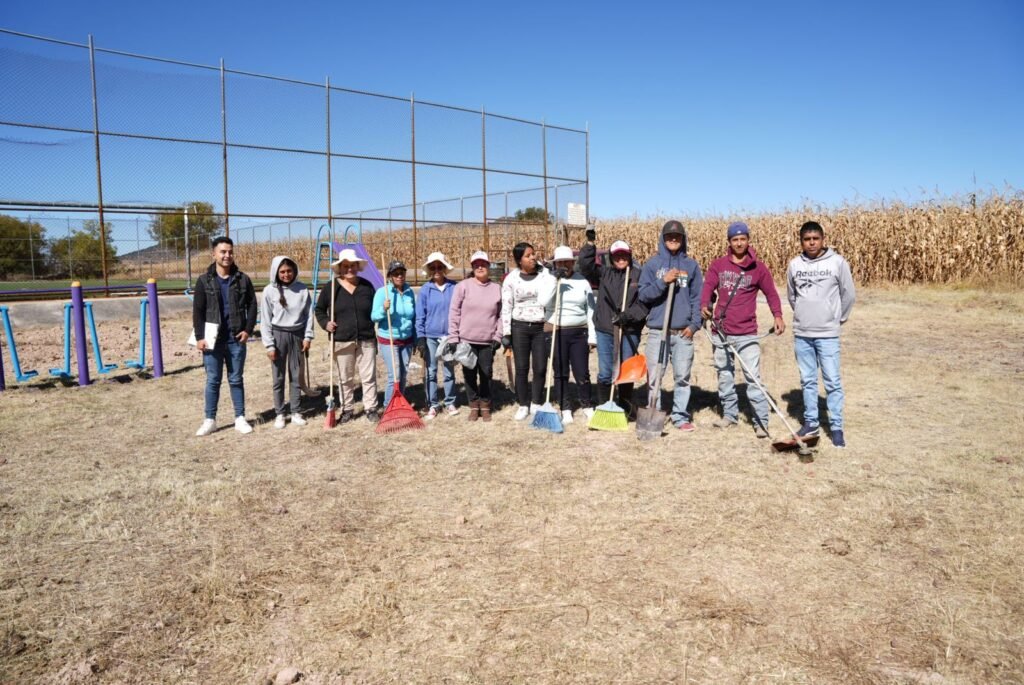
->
[[448, 277, 502, 345]]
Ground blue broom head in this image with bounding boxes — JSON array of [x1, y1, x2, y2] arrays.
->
[[530, 404, 564, 433]]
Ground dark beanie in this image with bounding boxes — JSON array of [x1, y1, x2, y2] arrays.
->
[[662, 220, 685, 237]]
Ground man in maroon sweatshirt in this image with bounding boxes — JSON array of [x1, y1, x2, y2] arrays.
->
[[700, 222, 785, 437]]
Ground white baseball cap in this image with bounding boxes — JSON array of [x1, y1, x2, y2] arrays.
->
[[552, 245, 574, 262], [609, 240, 631, 255], [422, 251, 454, 270], [469, 250, 490, 265], [330, 248, 367, 267]]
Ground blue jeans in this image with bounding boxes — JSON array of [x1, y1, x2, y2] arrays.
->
[[595, 329, 642, 384], [713, 334, 769, 426], [645, 329, 695, 426], [425, 337, 457, 409], [203, 336, 246, 419], [794, 336, 844, 430], [380, 342, 412, 407]]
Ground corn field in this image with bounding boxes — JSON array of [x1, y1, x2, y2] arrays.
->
[[191, 191, 1022, 286]]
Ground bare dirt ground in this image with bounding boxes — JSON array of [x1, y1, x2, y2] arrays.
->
[[1, 286, 1022, 684]]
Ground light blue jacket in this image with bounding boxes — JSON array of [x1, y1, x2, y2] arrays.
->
[[372, 282, 416, 342]]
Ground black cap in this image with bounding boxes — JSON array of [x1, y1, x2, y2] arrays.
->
[[386, 260, 407, 275], [662, 220, 685, 237]]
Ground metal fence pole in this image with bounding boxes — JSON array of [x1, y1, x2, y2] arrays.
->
[[221, 58, 230, 237], [555, 185, 560, 244], [542, 119, 550, 249], [585, 123, 590, 225], [67, 218, 73, 279], [88, 35, 110, 294], [184, 208, 192, 287], [325, 76, 333, 248], [410, 93, 417, 269], [27, 215, 35, 279], [135, 216, 141, 279], [481, 106, 489, 254]]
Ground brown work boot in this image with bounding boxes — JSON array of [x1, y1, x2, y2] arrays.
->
[[479, 400, 492, 422], [467, 399, 480, 421]]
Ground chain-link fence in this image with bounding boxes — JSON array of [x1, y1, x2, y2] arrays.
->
[[0, 28, 588, 289]]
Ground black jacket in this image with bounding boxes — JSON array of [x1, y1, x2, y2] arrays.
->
[[314, 277, 376, 342], [577, 242, 644, 334], [193, 263, 257, 342]]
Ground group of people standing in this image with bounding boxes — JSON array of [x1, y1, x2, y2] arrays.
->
[[191, 219, 855, 447]]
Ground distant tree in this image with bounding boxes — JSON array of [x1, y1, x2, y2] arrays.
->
[[0, 215, 48, 279], [514, 207, 553, 223], [148, 201, 224, 249], [47, 220, 118, 279]]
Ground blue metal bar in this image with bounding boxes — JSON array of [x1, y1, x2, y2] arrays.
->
[[0, 305, 39, 382], [124, 299, 148, 369], [84, 302, 118, 373], [49, 303, 73, 378]]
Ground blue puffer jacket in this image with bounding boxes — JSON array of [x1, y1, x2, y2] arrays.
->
[[415, 279, 456, 339], [372, 282, 416, 342]]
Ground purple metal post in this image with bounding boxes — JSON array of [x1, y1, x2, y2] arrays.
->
[[71, 281, 91, 386], [147, 278, 164, 378]]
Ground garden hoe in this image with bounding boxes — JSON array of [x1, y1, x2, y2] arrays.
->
[[636, 281, 675, 441]]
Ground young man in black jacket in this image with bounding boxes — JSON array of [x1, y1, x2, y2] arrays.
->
[[192, 236, 257, 436]]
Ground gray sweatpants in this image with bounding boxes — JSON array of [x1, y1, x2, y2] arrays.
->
[[270, 327, 304, 416]]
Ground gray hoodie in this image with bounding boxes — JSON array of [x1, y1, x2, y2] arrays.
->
[[786, 248, 856, 338], [260, 255, 315, 349]]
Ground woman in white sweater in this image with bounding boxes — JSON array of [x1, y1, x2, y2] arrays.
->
[[501, 242, 557, 421], [547, 245, 597, 424]]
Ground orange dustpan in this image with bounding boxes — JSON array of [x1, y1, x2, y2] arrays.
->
[[614, 354, 647, 385]]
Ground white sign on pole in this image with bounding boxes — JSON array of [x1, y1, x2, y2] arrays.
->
[[567, 203, 587, 227]]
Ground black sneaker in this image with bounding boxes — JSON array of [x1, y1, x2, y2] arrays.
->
[[832, 430, 846, 448], [365, 409, 380, 424], [797, 422, 820, 438], [339, 410, 354, 424]]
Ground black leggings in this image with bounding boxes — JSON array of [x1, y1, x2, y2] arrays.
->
[[551, 326, 592, 409], [462, 342, 495, 402], [511, 320, 548, 406]]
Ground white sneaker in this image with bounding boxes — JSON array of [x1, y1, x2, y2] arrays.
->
[[425, 406, 438, 420], [291, 414, 307, 426], [561, 410, 574, 424], [195, 418, 216, 436], [530, 403, 541, 415], [234, 416, 253, 434], [273, 415, 287, 429], [445, 404, 460, 416], [582, 407, 595, 419], [513, 406, 530, 421]]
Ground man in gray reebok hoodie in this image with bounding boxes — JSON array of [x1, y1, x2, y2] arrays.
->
[[786, 221, 856, 447]]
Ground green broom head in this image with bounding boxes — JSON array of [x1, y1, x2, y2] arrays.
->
[[588, 401, 628, 431], [530, 402, 563, 433]]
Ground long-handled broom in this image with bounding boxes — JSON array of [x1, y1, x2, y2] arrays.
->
[[376, 271, 424, 435], [323, 230, 337, 429], [589, 266, 630, 431], [531, 276, 563, 433]]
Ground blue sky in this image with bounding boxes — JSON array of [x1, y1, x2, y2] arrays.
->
[[3, 0, 1022, 220]]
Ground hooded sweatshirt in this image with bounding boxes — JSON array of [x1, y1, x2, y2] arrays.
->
[[577, 241, 643, 334], [260, 256, 315, 349], [700, 247, 783, 336], [372, 281, 416, 344], [448, 277, 502, 345], [786, 247, 856, 337], [544, 273, 597, 345], [637, 221, 704, 333], [416, 278, 456, 339]]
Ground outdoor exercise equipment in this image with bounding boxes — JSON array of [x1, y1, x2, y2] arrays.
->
[[49, 303, 73, 378], [123, 299, 148, 370], [1, 305, 40, 386]]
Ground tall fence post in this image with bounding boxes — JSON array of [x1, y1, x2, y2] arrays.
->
[[410, 93, 418, 269], [184, 208, 192, 288], [88, 35, 110, 295], [221, 58, 230, 237], [542, 119, 550, 249], [27, 215, 35, 280], [325, 76, 333, 250], [481, 106, 489, 254], [585, 122, 590, 225]]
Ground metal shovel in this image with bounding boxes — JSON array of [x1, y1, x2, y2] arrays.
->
[[636, 281, 675, 441]]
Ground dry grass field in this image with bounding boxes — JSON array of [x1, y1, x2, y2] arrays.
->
[[1, 285, 1023, 683]]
